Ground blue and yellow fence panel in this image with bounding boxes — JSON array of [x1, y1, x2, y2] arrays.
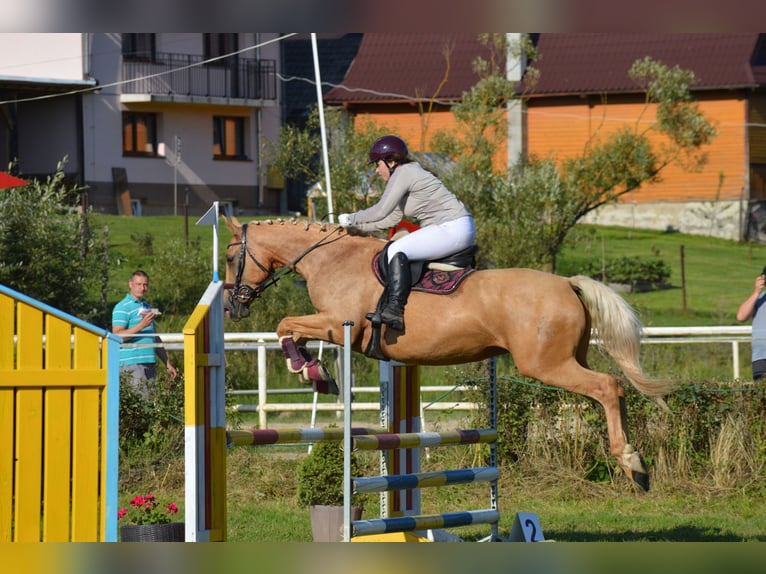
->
[[0, 284, 120, 542], [183, 280, 226, 542]]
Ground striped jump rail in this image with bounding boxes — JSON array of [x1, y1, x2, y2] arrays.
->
[[226, 426, 387, 447], [352, 428, 497, 450], [353, 467, 499, 494], [352, 509, 500, 537]]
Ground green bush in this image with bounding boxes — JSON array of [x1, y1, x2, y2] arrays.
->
[[0, 160, 102, 319], [577, 255, 671, 285], [296, 437, 362, 507]]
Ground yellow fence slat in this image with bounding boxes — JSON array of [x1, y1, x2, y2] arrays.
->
[[0, 388, 13, 542], [41, 315, 74, 541], [71, 388, 100, 542], [73, 327, 100, 370], [17, 303, 43, 370], [43, 388, 73, 542], [15, 388, 43, 541], [0, 293, 13, 368]]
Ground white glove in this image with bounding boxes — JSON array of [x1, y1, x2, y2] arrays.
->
[[338, 213, 353, 228]]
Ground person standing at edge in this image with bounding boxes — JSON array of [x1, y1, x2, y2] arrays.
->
[[736, 267, 766, 381], [112, 270, 178, 396]]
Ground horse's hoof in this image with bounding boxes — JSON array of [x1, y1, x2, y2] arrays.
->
[[313, 378, 339, 395], [632, 470, 650, 492], [622, 444, 650, 492]]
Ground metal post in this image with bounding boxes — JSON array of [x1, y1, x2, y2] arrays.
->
[[342, 321, 353, 542]]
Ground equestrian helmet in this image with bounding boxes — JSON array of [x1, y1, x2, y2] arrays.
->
[[369, 135, 408, 163]]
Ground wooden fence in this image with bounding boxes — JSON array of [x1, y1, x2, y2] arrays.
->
[[0, 285, 120, 542]]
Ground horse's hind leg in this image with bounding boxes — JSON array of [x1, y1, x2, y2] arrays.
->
[[528, 359, 650, 491]]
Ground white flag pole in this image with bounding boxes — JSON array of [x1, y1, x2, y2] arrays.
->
[[196, 201, 220, 282], [311, 33, 334, 223]]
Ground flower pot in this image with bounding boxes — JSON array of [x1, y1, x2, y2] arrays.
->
[[120, 522, 185, 542], [309, 505, 362, 542]]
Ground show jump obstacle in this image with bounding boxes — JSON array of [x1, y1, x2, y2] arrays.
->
[[0, 284, 121, 542], [184, 296, 505, 541]]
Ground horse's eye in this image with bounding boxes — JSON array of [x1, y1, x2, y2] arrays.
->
[[226, 256, 234, 263]]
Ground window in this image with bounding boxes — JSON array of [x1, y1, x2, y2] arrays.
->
[[213, 116, 247, 160], [122, 34, 155, 62], [204, 33, 238, 63], [123, 112, 158, 156]]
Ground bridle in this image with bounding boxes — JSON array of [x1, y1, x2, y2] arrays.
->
[[226, 222, 342, 310]]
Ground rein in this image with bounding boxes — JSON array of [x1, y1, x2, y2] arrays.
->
[[228, 222, 343, 307]]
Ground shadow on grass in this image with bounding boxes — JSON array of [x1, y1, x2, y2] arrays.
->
[[544, 525, 764, 542]]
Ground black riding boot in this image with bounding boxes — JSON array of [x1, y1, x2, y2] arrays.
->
[[380, 252, 412, 331]]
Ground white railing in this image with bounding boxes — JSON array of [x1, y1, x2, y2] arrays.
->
[[122, 326, 755, 427]]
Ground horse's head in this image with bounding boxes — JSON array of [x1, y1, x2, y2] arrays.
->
[[223, 216, 273, 322]]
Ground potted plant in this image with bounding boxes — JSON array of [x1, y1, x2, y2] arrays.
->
[[296, 438, 364, 542], [118, 493, 184, 542]]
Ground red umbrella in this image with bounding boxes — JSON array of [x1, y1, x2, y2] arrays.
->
[[0, 172, 28, 189]]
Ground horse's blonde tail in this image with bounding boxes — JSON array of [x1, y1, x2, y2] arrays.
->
[[569, 275, 677, 403]]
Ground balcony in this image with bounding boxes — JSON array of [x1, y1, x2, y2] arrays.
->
[[121, 52, 277, 103]]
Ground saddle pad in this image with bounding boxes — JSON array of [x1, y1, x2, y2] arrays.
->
[[371, 253, 475, 295]]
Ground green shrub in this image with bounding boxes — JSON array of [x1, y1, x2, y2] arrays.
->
[[0, 159, 102, 320], [577, 255, 671, 284], [296, 437, 362, 507]]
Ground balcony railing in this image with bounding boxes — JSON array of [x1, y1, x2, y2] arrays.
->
[[122, 52, 277, 101]]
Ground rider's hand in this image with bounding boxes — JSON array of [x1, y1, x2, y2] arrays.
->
[[338, 213, 353, 228]]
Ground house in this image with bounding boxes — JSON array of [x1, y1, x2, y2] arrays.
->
[[324, 33, 766, 241], [324, 32, 524, 166], [524, 33, 766, 241], [0, 33, 285, 216]]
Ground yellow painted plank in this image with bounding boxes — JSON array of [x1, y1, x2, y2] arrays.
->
[[73, 328, 100, 370], [0, 371, 105, 387], [0, 388, 14, 542], [15, 388, 43, 541], [45, 315, 72, 370], [71, 388, 100, 542], [17, 303, 43, 370], [0, 294, 14, 369], [43, 388, 73, 541]]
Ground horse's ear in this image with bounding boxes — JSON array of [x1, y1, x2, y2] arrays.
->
[[223, 215, 241, 233]]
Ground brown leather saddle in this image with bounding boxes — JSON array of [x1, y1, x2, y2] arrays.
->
[[364, 243, 478, 360]]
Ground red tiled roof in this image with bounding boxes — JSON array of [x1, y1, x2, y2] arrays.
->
[[324, 33, 495, 104], [526, 33, 761, 96]]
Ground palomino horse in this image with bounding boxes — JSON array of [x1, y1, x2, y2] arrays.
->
[[223, 216, 675, 491]]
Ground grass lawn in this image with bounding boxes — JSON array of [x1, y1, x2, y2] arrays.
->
[[103, 215, 766, 543]]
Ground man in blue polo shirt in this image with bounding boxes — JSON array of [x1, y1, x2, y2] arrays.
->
[[112, 270, 177, 397]]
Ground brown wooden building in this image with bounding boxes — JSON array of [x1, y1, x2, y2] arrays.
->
[[325, 33, 766, 241]]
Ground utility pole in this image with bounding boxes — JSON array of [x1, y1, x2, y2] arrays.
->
[[170, 135, 182, 216]]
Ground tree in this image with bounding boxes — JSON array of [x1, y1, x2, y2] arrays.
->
[[0, 159, 102, 319], [265, 107, 390, 220], [433, 36, 716, 271]]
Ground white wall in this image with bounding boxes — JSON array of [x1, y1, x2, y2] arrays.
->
[[0, 33, 84, 81]]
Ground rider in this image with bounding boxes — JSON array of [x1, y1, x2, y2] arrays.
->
[[338, 135, 476, 330]]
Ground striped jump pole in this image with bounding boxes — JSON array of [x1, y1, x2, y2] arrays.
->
[[354, 467, 500, 493], [226, 426, 385, 447], [353, 429, 497, 450], [352, 509, 500, 538]]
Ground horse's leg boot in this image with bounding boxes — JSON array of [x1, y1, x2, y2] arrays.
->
[[280, 335, 313, 373], [301, 359, 339, 395], [380, 252, 411, 331]]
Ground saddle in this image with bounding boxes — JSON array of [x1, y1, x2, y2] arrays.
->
[[364, 242, 477, 360]]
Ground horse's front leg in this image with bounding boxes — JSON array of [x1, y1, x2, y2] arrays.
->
[[276, 314, 349, 395]]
